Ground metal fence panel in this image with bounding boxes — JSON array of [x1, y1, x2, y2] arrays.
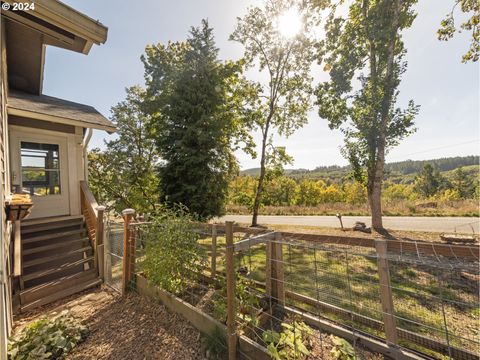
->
[[105, 220, 124, 292]]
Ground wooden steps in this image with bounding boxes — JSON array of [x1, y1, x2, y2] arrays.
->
[[20, 278, 101, 312], [22, 229, 86, 246], [22, 215, 84, 227], [22, 256, 94, 282], [23, 246, 92, 269], [17, 215, 100, 312], [20, 269, 98, 304], [22, 237, 89, 256]]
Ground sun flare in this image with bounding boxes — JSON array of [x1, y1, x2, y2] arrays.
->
[[277, 7, 303, 39]]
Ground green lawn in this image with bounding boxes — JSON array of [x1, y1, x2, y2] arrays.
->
[[198, 233, 479, 358]]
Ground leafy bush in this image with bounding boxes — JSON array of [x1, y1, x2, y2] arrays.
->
[[329, 335, 355, 360], [8, 311, 87, 360], [211, 275, 259, 325], [262, 321, 313, 360], [140, 206, 207, 294]]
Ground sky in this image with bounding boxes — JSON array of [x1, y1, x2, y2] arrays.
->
[[43, 0, 479, 170]]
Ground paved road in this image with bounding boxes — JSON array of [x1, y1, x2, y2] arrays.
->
[[219, 215, 480, 233]]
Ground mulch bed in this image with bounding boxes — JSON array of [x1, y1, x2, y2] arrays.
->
[[13, 287, 207, 360]]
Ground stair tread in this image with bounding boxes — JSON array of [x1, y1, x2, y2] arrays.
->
[[22, 215, 84, 227], [20, 278, 101, 312], [23, 247, 92, 268], [22, 229, 86, 244], [21, 269, 97, 296], [22, 256, 94, 282], [21, 221, 83, 235], [22, 238, 89, 255]]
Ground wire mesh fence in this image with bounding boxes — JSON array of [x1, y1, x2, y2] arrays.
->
[[105, 219, 124, 293], [114, 214, 479, 360]]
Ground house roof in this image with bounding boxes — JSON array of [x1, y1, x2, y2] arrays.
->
[[2, 0, 108, 53], [7, 90, 116, 133]]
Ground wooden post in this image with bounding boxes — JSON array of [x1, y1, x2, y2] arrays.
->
[[266, 238, 272, 298], [211, 224, 217, 278], [266, 232, 285, 306], [104, 216, 111, 286], [122, 209, 135, 295], [96, 206, 105, 281], [128, 222, 137, 284], [13, 221, 21, 277], [273, 232, 285, 306], [225, 221, 237, 360], [375, 239, 398, 346]]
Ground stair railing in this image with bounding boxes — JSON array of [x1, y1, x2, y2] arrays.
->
[[80, 181, 105, 280]]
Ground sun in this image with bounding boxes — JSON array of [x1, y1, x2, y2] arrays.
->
[[276, 7, 303, 39]]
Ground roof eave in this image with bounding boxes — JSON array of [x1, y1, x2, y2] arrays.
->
[[7, 107, 116, 134], [4, 0, 108, 53]]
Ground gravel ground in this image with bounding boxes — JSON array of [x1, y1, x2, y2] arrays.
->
[[14, 287, 207, 360]]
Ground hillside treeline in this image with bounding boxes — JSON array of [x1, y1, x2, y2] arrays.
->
[[229, 165, 479, 211]]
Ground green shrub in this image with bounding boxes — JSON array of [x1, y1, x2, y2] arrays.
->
[[211, 275, 259, 325], [329, 335, 356, 360], [262, 321, 313, 360], [8, 311, 87, 360], [140, 206, 207, 294]]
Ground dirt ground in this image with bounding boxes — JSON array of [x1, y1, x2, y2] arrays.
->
[[233, 222, 479, 243], [13, 287, 207, 360]]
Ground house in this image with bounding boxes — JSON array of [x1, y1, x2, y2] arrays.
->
[[0, 0, 113, 355]]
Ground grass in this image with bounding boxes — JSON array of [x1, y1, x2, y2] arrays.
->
[[197, 229, 480, 358], [226, 199, 480, 217]]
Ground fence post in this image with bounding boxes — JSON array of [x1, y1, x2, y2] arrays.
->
[[104, 218, 111, 286], [375, 239, 398, 347], [96, 206, 105, 281], [266, 237, 272, 298], [211, 224, 217, 278], [122, 209, 135, 295], [225, 221, 237, 360], [273, 232, 285, 306], [266, 232, 285, 306]]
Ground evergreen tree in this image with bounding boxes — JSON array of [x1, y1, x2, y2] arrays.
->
[[451, 167, 474, 198], [414, 164, 443, 198], [142, 20, 247, 219]]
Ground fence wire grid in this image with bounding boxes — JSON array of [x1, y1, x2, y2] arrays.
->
[[105, 220, 124, 293], [117, 218, 480, 360]]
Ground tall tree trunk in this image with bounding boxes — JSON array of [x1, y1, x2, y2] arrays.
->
[[251, 129, 269, 227], [370, 139, 386, 231], [369, 0, 403, 232]]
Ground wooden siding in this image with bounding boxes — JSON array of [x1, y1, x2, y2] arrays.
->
[[0, 17, 12, 359]]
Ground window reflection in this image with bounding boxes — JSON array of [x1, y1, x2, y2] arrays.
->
[[21, 142, 61, 196]]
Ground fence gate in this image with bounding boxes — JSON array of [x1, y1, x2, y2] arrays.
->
[[104, 220, 124, 292]]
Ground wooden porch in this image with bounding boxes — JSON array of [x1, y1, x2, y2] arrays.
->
[[11, 181, 105, 312]]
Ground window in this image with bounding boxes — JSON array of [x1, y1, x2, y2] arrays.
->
[[21, 142, 61, 196]]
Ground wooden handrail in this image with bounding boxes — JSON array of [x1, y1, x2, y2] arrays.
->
[[80, 181, 98, 220], [80, 180, 105, 280]]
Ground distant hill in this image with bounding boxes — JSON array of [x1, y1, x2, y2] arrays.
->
[[240, 155, 479, 183]]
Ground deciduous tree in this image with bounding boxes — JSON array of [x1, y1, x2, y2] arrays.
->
[[438, 0, 479, 62], [231, 0, 314, 226], [315, 0, 419, 231], [88, 86, 160, 214]]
